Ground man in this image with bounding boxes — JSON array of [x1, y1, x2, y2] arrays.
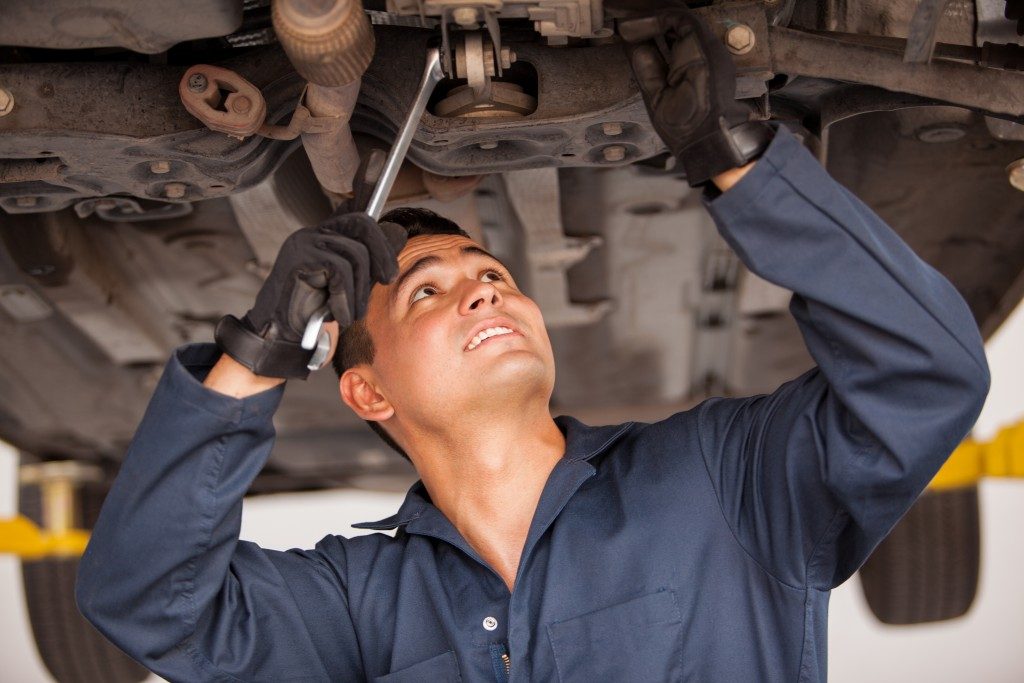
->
[[76, 6, 989, 682]]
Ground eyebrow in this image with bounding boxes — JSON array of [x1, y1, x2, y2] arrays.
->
[[389, 245, 505, 306]]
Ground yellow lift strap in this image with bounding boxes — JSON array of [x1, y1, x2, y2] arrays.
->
[[0, 515, 90, 559], [930, 419, 1024, 490]]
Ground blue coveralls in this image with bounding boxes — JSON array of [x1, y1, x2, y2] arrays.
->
[[76, 128, 990, 682]]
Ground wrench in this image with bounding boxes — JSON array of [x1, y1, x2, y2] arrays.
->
[[302, 47, 445, 371]]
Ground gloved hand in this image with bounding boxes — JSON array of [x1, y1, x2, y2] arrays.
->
[[215, 210, 408, 379], [612, 0, 774, 186]]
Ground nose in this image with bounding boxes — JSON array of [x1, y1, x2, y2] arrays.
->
[[459, 278, 503, 315]]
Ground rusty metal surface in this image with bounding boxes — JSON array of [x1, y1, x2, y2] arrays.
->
[[179, 65, 269, 139], [0, 50, 303, 214], [0, 0, 242, 54], [770, 26, 1024, 117], [301, 80, 363, 196]]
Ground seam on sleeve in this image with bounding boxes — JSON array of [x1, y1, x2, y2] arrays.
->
[[695, 402, 805, 592], [778, 164, 989, 378], [802, 505, 847, 591], [180, 429, 253, 681]]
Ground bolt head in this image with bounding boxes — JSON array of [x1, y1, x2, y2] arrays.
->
[[479, 141, 498, 150], [602, 121, 624, 136], [726, 24, 755, 55], [150, 160, 171, 174], [0, 88, 13, 116], [15, 196, 38, 208], [187, 73, 208, 93], [452, 7, 479, 26], [164, 182, 187, 199], [602, 145, 626, 162], [231, 95, 252, 115]]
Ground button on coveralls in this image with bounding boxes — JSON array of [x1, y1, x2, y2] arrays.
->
[[76, 128, 990, 682]]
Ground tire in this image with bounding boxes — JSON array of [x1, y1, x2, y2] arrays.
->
[[19, 478, 149, 683], [858, 486, 981, 625]]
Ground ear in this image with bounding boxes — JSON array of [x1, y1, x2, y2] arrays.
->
[[340, 367, 395, 422]]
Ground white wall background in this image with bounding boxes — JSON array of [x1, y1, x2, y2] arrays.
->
[[2, 300, 1023, 682]]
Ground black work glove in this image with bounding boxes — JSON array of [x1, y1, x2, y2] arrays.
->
[[612, 0, 774, 186], [215, 210, 407, 379]]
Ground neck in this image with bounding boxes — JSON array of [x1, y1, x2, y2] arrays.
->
[[399, 405, 566, 591]]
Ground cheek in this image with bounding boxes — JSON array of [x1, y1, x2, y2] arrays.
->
[[379, 309, 457, 377]]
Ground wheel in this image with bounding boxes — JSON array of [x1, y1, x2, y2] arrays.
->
[[18, 466, 149, 683], [858, 486, 981, 625]]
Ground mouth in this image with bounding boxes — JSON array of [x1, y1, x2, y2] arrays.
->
[[464, 319, 521, 352]]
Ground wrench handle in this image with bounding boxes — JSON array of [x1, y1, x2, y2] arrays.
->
[[365, 47, 445, 220], [301, 48, 445, 370]]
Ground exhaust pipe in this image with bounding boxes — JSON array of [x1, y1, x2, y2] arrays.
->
[[272, 0, 375, 197]]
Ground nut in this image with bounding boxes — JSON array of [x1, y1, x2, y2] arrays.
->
[[15, 196, 38, 208], [231, 95, 252, 115], [602, 122, 623, 136], [187, 73, 208, 93], [150, 160, 171, 174], [0, 88, 13, 117], [164, 182, 187, 199], [452, 7, 479, 26], [726, 24, 755, 55], [602, 145, 626, 162]]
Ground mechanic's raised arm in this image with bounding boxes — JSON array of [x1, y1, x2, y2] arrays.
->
[[622, 6, 989, 589], [75, 212, 405, 680]]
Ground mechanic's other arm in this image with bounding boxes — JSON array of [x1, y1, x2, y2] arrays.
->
[[75, 214, 405, 680], [625, 7, 990, 589]]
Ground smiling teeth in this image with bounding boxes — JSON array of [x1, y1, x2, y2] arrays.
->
[[466, 327, 513, 350]]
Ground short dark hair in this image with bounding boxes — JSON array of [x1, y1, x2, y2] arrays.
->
[[332, 207, 470, 461]]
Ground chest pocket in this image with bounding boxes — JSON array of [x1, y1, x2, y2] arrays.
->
[[372, 650, 461, 683], [547, 590, 682, 683]]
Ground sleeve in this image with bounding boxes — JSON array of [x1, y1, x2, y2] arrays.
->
[[693, 128, 990, 590], [75, 344, 365, 682]]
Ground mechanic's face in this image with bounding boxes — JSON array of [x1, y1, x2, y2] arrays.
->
[[361, 234, 555, 429]]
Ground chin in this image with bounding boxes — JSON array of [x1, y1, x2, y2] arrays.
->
[[475, 350, 553, 397]]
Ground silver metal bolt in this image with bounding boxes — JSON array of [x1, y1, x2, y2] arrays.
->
[[150, 160, 171, 174], [602, 121, 624, 136], [0, 88, 13, 117], [164, 182, 187, 199], [603, 145, 626, 162], [187, 73, 208, 93], [499, 46, 517, 69], [452, 7, 478, 26], [16, 196, 38, 208], [1008, 158, 1024, 192], [726, 24, 755, 55], [479, 141, 498, 150]]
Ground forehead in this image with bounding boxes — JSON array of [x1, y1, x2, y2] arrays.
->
[[396, 234, 482, 268]]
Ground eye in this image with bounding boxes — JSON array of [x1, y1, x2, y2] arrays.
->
[[481, 269, 505, 283], [410, 283, 439, 303]]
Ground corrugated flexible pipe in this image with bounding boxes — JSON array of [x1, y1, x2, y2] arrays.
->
[[272, 0, 374, 197]]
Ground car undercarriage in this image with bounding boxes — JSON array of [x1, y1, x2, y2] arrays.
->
[[2, 0, 1023, 492]]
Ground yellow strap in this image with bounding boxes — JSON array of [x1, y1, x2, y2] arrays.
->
[[930, 419, 1024, 490], [0, 515, 90, 559]]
